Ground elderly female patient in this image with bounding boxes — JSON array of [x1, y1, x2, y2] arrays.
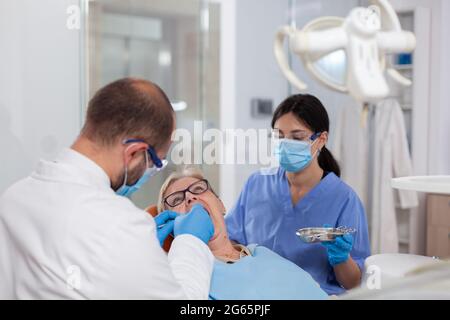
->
[[157, 167, 328, 300]]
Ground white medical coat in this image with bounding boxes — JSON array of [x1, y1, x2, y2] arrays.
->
[[0, 148, 214, 299], [370, 100, 418, 253]]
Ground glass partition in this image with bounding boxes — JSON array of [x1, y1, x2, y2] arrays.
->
[[85, 0, 221, 209]]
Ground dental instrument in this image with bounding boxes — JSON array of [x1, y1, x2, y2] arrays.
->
[[296, 227, 356, 244]]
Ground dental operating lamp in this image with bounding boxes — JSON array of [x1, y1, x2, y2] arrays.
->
[[274, 0, 416, 103]]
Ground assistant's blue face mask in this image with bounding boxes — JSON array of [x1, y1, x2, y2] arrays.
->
[[274, 134, 320, 173]]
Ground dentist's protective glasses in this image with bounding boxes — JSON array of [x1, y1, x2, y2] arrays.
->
[[164, 179, 210, 208], [123, 138, 168, 170]]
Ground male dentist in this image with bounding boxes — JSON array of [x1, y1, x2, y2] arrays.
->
[[0, 78, 214, 299]]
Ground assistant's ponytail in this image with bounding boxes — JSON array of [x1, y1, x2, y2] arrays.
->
[[318, 147, 341, 177]]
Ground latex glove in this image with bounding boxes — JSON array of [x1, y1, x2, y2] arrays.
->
[[322, 224, 354, 267], [155, 210, 179, 247], [174, 204, 214, 244]]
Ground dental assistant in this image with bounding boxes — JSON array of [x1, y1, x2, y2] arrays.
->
[[225, 94, 370, 295], [0, 78, 214, 299]]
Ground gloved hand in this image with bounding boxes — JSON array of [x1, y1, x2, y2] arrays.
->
[[155, 210, 179, 247], [174, 204, 214, 244], [321, 224, 354, 267]]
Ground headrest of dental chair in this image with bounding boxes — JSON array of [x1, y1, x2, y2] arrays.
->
[[145, 205, 173, 253], [361, 253, 442, 289]]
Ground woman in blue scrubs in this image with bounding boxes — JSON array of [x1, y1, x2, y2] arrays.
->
[[225, 94, 370, 295]]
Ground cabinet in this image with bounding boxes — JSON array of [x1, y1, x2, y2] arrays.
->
[[426, 194, 450, 258]]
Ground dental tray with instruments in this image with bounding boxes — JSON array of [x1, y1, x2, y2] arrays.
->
[[296, 227, 356, 244]]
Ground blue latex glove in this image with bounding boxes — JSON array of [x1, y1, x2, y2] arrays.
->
[[322, 224, 354, 267], [154, 210, 179, 247], [174, 204, 214, 244]]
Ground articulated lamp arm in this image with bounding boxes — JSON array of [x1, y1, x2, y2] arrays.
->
[[274, 25, 347, 92]]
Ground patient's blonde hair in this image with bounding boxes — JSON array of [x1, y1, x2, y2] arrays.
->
[[157, 166, 217, 213]]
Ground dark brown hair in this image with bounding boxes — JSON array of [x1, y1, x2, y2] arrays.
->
[[81, 78, 174, 150], [271, 94, 341, 177]]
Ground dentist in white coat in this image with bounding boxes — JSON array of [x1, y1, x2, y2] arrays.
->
[[0, 78, 215, 299]]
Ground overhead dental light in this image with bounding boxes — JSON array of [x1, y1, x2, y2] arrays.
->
[[171, 100, 188, 112], [274, 0, 416, 103]]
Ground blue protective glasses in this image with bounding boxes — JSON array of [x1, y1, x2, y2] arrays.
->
[[123, 138, 165, 169], [309, 132, 322, 141], [272, 130, 322, 142]]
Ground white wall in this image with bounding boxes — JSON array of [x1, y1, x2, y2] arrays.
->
[[390, 0, 450, 177], [219, 0, 291, 208], [435, 0, 450, 175], [233, 0, 291, 199], [389, 0, 450, 255], [0, 0, 82, 194]]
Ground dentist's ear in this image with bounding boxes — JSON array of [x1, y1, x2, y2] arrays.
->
[[123, 142, 148, 166]]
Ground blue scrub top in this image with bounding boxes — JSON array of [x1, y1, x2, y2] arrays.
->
[[209, 245, 328, 300], [225, 167, 370, 295]]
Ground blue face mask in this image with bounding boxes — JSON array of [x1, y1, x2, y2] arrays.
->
[[115, 140, 167, 197], [274, 135, 320, 173], [115, 166, 153, 198]]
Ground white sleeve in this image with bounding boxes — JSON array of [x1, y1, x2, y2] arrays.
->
[[93, 208, 214, 300], [168, 235, 214, 299]]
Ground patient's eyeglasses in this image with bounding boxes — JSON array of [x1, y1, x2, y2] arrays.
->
[[164, 179, 210, 208]]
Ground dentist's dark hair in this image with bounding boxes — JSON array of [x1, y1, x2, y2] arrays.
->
[[271, 94, 341, 177], [81, 78, 174, 150]]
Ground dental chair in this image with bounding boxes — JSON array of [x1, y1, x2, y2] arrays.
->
[[362, 253, 442, 286], [343, 255, 450, 299]]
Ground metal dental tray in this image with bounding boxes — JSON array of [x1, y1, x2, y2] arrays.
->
[[296, 227, 356, 244]]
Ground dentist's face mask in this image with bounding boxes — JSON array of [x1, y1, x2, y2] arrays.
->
[[116, 139, 168, 197], [274, 133, 321, 173]]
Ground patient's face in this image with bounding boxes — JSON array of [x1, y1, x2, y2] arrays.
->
[[163, 177, 227, 243]]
